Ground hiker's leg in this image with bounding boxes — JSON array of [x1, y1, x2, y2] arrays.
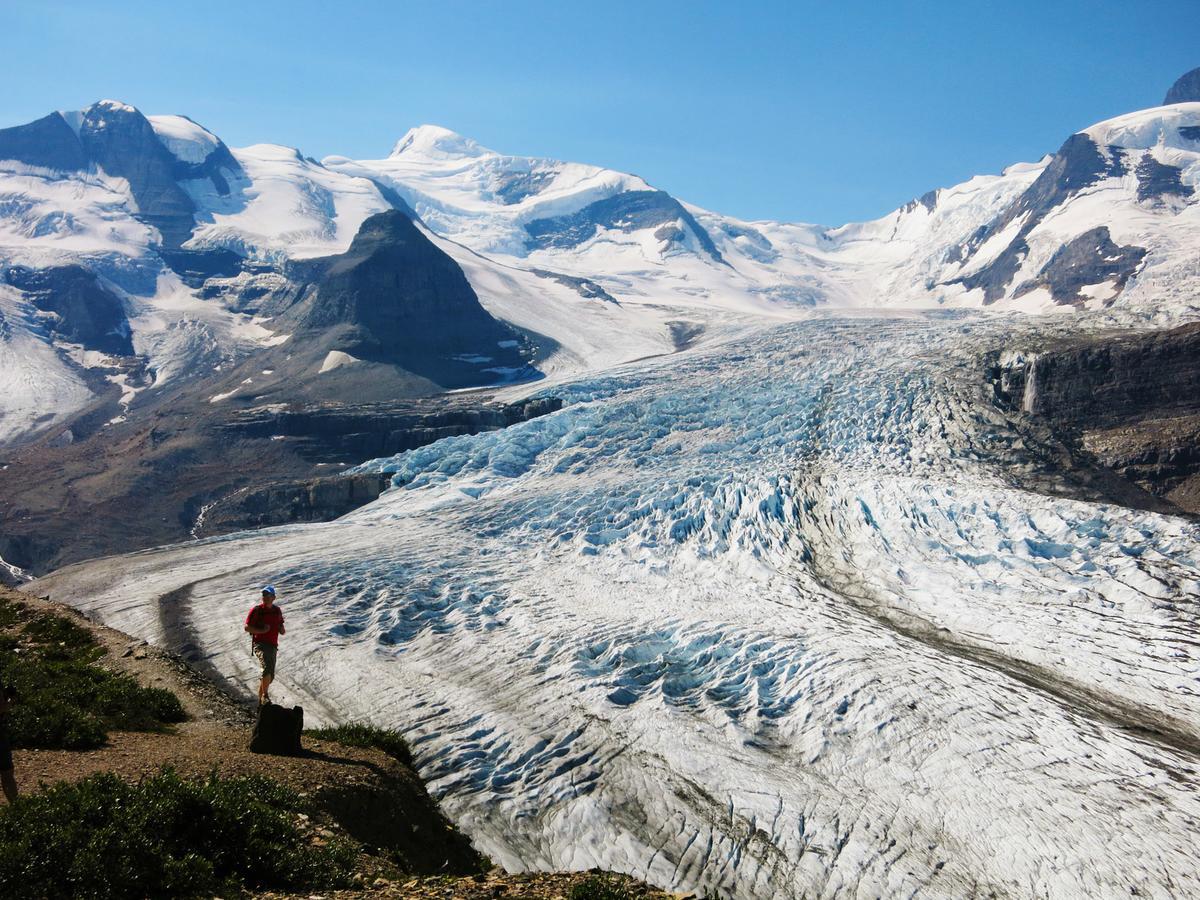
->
[[254, 643, 272, 703], [258, 645, 276, 703], [0, 768, 15, 803]]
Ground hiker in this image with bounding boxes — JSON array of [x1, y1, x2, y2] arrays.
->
[[244, 585, 285, 705], [0, 681, 16, 802]]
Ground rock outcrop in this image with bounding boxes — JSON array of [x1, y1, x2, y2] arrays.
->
[[1164, 66, 1200, 105], [219, 397, 563, 463], [5, 264, 133, 355], [991, 322, 1200, 512], [195, 472, 392, 536]]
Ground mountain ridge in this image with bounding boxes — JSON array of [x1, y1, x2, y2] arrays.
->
[[0, 71, 1196, 451]]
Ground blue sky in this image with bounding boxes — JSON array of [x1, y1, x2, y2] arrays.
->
[[4, 0, 1196, 225]]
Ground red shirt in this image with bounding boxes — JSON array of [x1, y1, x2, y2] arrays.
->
[[246, 603, 284, 646]]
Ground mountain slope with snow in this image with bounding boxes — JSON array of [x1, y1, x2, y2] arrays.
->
[[3, 85, 1200, 445]]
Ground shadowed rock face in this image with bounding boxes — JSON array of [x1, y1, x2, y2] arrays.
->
[[525, 190, 725, 263], [992, 323, 1200, 512], [288, 209, 530, 388], [1014, 227, 1146, 306], [1164, 66, 1200, 105], [164, 118, 242, 196], [1135, 153, 1193, 203], [5, 264, 133, 355], [78, 101, 197, 248], [219, 397, 564, 463], [0, 112, 87, 171], [197, 398, 565, 535]]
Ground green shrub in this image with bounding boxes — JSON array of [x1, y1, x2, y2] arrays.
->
[[0, 600, 186, 749], [0, 769, 356, 899], [6, 697, 105, 750], [306, 722, 413, 767], [569, 874, 641, 900], [20, 612, 98, 657]]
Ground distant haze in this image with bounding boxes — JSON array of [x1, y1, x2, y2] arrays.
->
[[3, 0, 1196, 224]]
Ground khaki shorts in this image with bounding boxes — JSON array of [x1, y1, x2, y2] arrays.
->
[[253, 641, 278, 679]]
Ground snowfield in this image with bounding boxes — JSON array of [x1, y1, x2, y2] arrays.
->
[[38, 309, 1200, 898]]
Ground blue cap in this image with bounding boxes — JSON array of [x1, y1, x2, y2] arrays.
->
[[262, 585, 276, 596]]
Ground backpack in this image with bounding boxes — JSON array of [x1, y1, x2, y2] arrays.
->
[[250, 701, 304, 755]]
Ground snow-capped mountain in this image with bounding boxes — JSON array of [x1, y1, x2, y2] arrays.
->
[[2, 76, 1200, 445]]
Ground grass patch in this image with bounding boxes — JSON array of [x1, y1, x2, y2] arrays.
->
[[0, 768, 356, 899], [306, 722, 413, 767], [569, 873, 643, 900], [0, 595, 186, 750]]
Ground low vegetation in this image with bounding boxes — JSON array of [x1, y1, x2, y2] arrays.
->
[[569, 873, 646, 900], [0, 595, 185, 749], [0, 768, 355, 898], [306, 721, 414, 767]]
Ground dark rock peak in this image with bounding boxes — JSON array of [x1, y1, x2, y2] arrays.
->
[[5, 264, 133, 355], [288, 209, 532, 388], [0, 112, 87, 172], [77, 101, 197, 248], [1164, 66, 1200, 105], [903, 189, 939, 215], [1013, 226, 1147, 306], [524, 190, 726, 264], [0, 102, 243, 241]]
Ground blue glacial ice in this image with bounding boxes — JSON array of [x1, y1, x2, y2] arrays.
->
[[38, 311, 1200, 898]]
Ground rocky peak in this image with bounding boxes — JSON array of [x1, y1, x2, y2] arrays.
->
[[1164, 66, 1200, 105], [287, 209, 530, 388], [0, 111, 87, 171], [77, 100, 197, 247]]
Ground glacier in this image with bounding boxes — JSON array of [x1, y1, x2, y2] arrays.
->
[[38, 308, 1200, 898]]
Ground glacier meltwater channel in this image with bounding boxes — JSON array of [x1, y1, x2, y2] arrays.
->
[[40, 311, 1200, 898]]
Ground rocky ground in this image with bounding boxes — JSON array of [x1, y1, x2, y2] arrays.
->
[[0, 393, 560, 577], [1, 586, 681, 899]]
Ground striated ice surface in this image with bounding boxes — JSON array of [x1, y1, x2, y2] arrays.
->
[[38, 311, 1200, 898]]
